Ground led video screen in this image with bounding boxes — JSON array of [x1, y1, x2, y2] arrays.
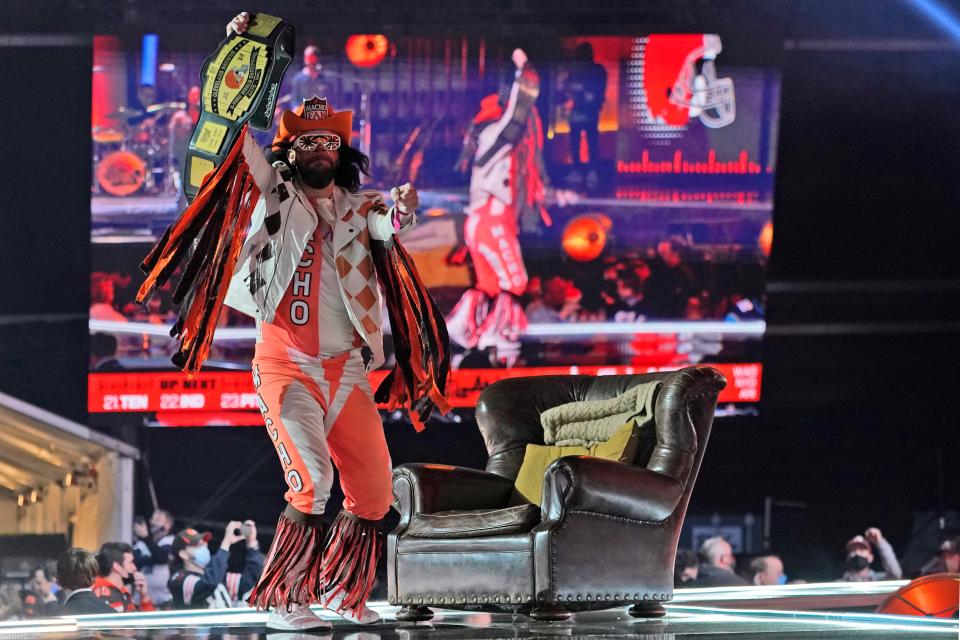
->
[[89, 32, 776, 425]]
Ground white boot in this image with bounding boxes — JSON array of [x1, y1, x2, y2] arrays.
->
[[321, 590, 382, 625], [265, 603, 332, 631]]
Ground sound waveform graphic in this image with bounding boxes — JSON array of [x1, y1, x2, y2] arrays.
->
[[618, 149, 770, 175]]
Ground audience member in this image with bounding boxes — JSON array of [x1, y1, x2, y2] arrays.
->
[[133, 509, 176, 607], [222, 521, 265, 606], [526, 276, 581, 323], [748, 555, 787, 586], [94, 542, 155, 612], [643, 240, 697, 319], [841, 527, 902, 581], [920, 536, 960, 576], [21, 565, 61, 617], [692, 536, 749, 587], [610, 268, 651, 322], [674, 548, 699, 587], [57, 548, 115, 615], [168, 523, 244, 609], [89, 273, 128, 323]]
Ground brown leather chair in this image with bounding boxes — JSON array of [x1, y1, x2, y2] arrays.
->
[[387, 366, 726, 621]]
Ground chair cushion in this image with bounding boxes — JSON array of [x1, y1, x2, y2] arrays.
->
[[540, 380, 660, 446], [514, 418, 643, 505], [404, 504, 541, 539]]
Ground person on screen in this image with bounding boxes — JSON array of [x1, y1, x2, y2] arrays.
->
[[446, 48, 549, 366], [289, 46, 332, 108], [216, 12, 424, 632], [563, 42, 607, 166], [644, 240, 697, 319]]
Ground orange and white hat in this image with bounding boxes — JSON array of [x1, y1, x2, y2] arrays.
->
[[272, 96, 352, 148]]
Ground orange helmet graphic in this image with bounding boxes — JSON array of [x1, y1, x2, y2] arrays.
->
[[639, 34, 735, 130]]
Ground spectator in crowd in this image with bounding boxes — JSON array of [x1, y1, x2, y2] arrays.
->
[[290, 45, 333, 108], [89, 273, 128, 323], [563, 42, 607, 167], [748, 555, 787, 586], [167, 523, 245, 609], [133, 509, 176, 608], [920, 536, 960, 576], [0, 583, 23, 621], [644, 240, 696, 319], [526, 276, 581, 323], [89, 333, 123, 371], [674, 548, 699, 587], [692, 536, 749, 587], [841, 528, 902, 582], [20, 565, 61, 617], [93, 543, 155, 612], [222, 521, 266, 606], [57, 548, 115, 615], [610, 268, 651, 322]]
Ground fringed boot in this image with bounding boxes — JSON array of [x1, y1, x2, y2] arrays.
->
[[319, 510, 385, 624], [250, 505, 331, 632]]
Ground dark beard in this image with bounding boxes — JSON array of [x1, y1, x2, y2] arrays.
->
[[298, 161, 336, 188]]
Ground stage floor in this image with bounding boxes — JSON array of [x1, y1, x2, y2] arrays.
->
[[1, 583, 957, 640]]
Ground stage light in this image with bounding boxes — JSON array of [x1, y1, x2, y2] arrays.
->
[[759, 221, 773, 258], [908, 0, 960, 41], [562, 214, 612, 262], [17, 494, 25, 507], [346, 34, 389, 68]]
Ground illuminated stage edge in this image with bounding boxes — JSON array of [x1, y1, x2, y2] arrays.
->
[[0, 582, 956, 638]]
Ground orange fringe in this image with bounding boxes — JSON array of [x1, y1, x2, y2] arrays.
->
[[137, 126, 260, 373]]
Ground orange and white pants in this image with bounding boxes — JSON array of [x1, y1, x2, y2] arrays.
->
[[252, 348, 393, 520], [464, 194, 529, 298]]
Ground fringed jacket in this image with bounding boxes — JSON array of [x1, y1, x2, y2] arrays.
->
[[224, 133, 415, 370]]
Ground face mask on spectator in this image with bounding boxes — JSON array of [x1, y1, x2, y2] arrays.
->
[[777, 574, 788, 585], [846, 554, 870, 571], [150, 524, 166, 537], [191, 545, 211, 568]]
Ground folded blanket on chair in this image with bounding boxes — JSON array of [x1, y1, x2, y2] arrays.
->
[[540, 380, 661, 446]]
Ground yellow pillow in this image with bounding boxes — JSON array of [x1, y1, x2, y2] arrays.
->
[[514, 419, 640, 505]]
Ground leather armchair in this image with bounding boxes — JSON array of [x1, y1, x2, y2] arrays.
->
[[387, 366, 726, 621]]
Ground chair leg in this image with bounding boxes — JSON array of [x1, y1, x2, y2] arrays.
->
[[628, 602, 666, 618], [396, 605, 435, 622], [529, 605, 572, 621]]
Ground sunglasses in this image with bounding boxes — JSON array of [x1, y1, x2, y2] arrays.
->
[[293, 133, 341, 152]]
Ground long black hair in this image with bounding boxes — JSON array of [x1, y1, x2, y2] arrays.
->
[[267, 142, 371, 193]]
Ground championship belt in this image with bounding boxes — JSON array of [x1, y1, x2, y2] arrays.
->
[[183, 14, 294, 200]]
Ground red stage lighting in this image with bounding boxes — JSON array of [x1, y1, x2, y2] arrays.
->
[[562, 214, 611, 262], [346, 34, 389, 68], [759, 221, 773, 257]]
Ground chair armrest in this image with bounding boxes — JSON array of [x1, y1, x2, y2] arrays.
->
[[393, 463, 516, 520], [542, 456, 684, 523]]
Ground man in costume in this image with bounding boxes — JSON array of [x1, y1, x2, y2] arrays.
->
[[227, 12, 417, 631], [446, 48, 548, 365], [138, 12, 448, 631]]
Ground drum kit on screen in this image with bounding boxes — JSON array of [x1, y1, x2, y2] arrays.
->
[[92, 101, 187, 197]]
